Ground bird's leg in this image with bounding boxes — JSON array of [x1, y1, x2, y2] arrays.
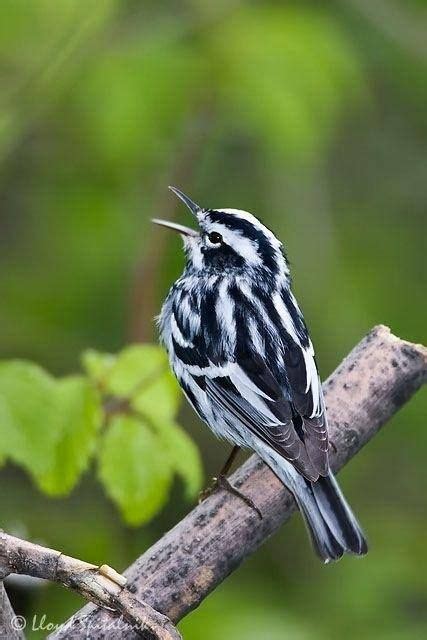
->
[[215, 475, 263, 519], [219, 444, 241, 477], [198, 446, 262, 519], [199, 445, 240, 502]]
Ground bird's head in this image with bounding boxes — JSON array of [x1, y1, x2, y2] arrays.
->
[[153, 187, 289, 281]]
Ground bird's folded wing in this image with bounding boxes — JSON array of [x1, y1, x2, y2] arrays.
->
[[202, 358, 321, 481], [168, 284, 329, 479], [231, 284, 329, 476], [280, 341, 329, 476]]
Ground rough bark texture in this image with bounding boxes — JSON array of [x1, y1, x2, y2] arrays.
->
[[33, 326, 427, 638], [0, 583, 25, 640], [0, 533, 181, 640]]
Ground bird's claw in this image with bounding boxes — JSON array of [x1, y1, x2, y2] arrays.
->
[[199, 474, 262, 519], [198, 476, 219, 503], [329, 439, 338, 454]]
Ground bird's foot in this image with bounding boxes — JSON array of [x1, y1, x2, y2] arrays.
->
[[198, 476, 218, 503], [199, 475, 262, 519]]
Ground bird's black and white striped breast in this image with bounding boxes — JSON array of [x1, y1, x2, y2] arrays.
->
[[159, 275, 324, 428], [160, 277, 235, 365]]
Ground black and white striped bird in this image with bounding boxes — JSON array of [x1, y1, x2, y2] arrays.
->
[[155, 187, 367, 562]]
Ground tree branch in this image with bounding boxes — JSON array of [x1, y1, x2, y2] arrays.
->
[[30, 327, 427, 638], [0, 582, 25, 640], [0, 533, 181, 640]]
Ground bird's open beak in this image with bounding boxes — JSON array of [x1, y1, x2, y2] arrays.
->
[[151, 218, 199, 237], [152, 186, 201, 237], [168, 186, 201, 217]]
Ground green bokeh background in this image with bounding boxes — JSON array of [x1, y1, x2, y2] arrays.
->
[[1, 1, 426, 638]]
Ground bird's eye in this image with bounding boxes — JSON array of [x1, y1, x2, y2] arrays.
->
[[208, 231, 223, 245]]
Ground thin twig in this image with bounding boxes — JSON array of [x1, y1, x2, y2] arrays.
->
[[0, 533, 181, 640]]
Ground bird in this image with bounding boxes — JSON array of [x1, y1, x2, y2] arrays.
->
[[154, 186, 368, 563]]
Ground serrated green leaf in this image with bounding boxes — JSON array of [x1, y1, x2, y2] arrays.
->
[[98, 415, 173, 526], [131, 368, 181, 424], [0, 360, 60, 477], [85, 344, 181, 422], [156, 421, 203, 499], [81, 349, 115, 387], [107, 344, 168, 394], [110, 344, 181, 421], [36, 376, 102, 496]]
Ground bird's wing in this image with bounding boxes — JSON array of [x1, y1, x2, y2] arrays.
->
[[279, 335, 329, 477], [229, 345, 328, 479], [203, 358, 321, 481], [228, 284, 329, 478], [167, 280, 328, 481]]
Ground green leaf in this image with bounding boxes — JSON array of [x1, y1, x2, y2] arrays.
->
[[81, 349, 116, 387], [0, 360, 60, 477], [111, 345, 181, 421], [98, 415, 173, 526], [107, 344, 168, 393], [157, 421, 203, 499], [0, 395, 15, 462], [131, 369, 181, 424], [0, 362, 102, 494], [36, 376, 102, 495], [83, 344, 181, 422]]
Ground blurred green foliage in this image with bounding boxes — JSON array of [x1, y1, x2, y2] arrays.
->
[[0, 1, 426, 638], [0, 361, 101, 492], [0, 346, 201, 525]]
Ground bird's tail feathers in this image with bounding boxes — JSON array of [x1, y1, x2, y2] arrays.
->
[[310, 471, 368, 559], [293, 479, 344, 562], [293, 470, 368, 562], [256, 442, 367, 562]]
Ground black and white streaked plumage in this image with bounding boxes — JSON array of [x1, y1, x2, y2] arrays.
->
[[155, 187, 367, 562]]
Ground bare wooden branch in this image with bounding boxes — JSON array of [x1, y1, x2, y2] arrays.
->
[[0, 533, 181, 640], [0, 582, 25, 640]]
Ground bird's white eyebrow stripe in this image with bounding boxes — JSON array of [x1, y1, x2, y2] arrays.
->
[[207, 208, 283, 249], [206, 222, 263, 266]]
